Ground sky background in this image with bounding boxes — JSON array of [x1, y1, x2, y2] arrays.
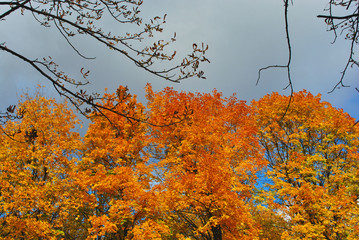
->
[[1, 0, 358, 125]]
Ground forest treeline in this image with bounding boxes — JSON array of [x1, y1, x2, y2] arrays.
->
[[0, 85, 358, 240]]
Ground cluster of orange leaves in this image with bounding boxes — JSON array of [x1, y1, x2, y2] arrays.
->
[[0, 86, 358, 239]]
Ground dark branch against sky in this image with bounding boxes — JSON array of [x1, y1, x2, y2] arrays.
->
[[0, 0, 358, 120]]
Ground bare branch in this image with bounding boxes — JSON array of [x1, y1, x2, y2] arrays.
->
[[13, 2, 207, 82], [0, 0, 209, 128], [1, 45, 191, 127], [318, 0, 359, 92], [53, 12, 96, 60], [317, 13, 359, 20], [0, 0, 30, 19], [257, 0, 293, 119]]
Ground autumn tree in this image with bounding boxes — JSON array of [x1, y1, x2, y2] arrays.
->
[[146, 85, 266, 240], [0, 91, 82, 239], [71, 86, 170, 239], [252, 91, 359, 239], [8, 85, 359, 239], [0, 87, 175, 239], [0, 0, 209, 121]]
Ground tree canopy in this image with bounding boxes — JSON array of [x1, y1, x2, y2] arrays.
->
[[253, 91, 359, 239], [0, 85, 358, 239], [1, 3, 359, 239]]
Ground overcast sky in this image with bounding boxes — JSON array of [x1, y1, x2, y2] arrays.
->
[[1, 0, 358, 122]]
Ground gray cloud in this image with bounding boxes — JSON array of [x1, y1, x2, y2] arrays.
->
[[0, 0, 358, 120]]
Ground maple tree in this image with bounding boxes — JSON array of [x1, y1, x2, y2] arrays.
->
[[2, 85, 359, 239], [0, 91, 82, 239], [71, 86, 170, 239], [252, 91, 359, 240], [146, 85, 266, 240], [0, 87, 172, 239]]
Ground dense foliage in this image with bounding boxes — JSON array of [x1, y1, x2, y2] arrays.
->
[[0, 86, 358, 239]]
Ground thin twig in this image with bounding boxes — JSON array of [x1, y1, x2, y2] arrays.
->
[[257, 0, 293, 120], [328, 12, 358, 93], [0, 0, 31, 19], [317, 13, 359, 20], [1, 45, 191, 128]]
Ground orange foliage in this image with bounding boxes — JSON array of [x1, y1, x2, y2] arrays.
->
[[1, 87, 358, 240], [0, 93, 82, 239], [146, 85, 266, 239], [252, 91, 359, 240], [72, 86, 164, 239]]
